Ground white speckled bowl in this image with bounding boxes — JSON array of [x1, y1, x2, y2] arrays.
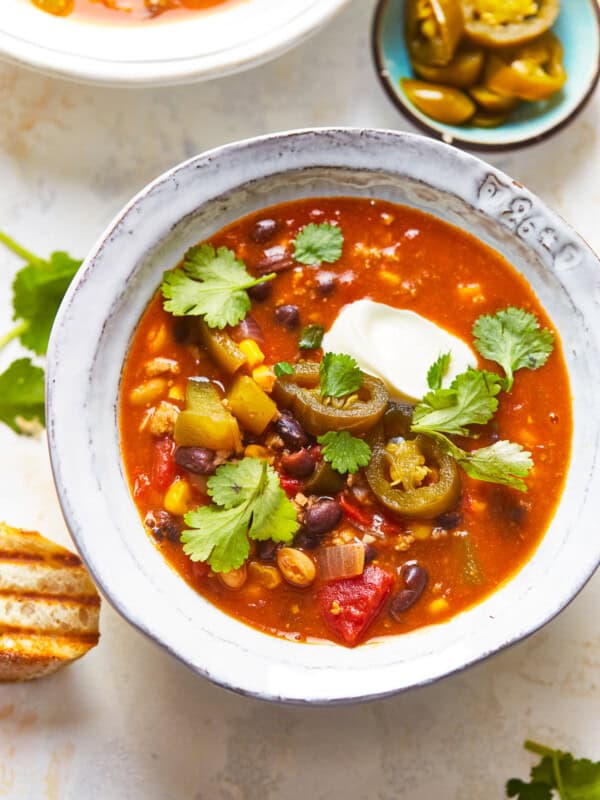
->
[[47, 129, 600, 704], [0, 0, 350, 87]]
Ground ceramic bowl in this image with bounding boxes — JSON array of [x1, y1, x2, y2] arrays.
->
[[47, 128, 600, 704], [372, 0, 600, 151], [0, 0, 350, 87]]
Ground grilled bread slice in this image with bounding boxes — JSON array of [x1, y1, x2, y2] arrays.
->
[[0, 522, 100, 681]]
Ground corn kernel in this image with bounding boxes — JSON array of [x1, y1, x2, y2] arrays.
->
[[429, 598, 450, 615], [470, 498, 487, 514], [239, 339, 265, 370], [146, 324, 169, 354], [252, 365, 276, 393], [129, 378, 168, 407], [168, 384, 185, 402], [244, 444, 272, 462], [164, 479, 192, 516], [379, 269, 401, 286], [409, 522, 433, 541]]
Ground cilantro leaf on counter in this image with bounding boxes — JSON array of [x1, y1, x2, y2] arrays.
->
[[436, 435, 533, 492], [274, 361, 294, 378], [317, 430, 372, 475], [320, 352, 363, 399], [473, 307, 554, 391], [181, 458, 299, 573], [293, 223, 343, 266], [427, 351, 451, 391], [161, 244, 275, 330], [411, 368, 503, 438], [506, 741, 600, 799], [0, 232, 81, 356], [299, 324, 325, 350], [0, 358, 45, 434]]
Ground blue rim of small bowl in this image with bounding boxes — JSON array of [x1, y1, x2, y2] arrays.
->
[[371, 0, 600, 152]]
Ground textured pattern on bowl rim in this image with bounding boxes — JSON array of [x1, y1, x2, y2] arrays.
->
[[47, 128, 600, 704]]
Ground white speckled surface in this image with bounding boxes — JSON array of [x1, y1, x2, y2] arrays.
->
[[0, 1, 598, 796]]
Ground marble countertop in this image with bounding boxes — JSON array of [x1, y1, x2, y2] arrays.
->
[[0, 1, 599, 797]]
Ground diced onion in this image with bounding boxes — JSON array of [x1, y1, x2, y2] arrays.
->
[[317, 543, 365, 582]]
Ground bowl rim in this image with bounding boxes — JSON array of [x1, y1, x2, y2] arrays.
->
[[0, 0, 350, 87], [46, 127, 600, 704], [370, 0, 600, 153]]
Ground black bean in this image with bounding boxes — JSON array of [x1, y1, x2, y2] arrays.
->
[[173, 317, 194, 344], [303, 499, 343, 536], [293, 529, 321, 550], [275, 304, 300, 330], [256, 246, 295, 275], [389, 590, 420, 620], [247, 281, 273, 303], [436, 510, 462, 531], [316, 271, 337, 297], [175, 446, 217, 475], [274, 411, 308, 450], [364, 543, 378, 564], [490, 488, 528, 526], [281, 448, 315, 478], [403, 563, 428, 596], [250, 219, 278, 244], [145, 510, 181, 543], [256, 539, 281, 562]]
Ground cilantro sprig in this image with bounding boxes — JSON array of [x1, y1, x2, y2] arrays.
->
[[507, 740, 600, 799], [299, 324, 325, 350], [0, 232, 81, 435], [473, 307, 554, 391], [274, 361, 294, 378], [435, 434, 533, 492], [411, 368, 503, 438], [293, 223, 343, 266], [320, 352, 363, 399], [426, 351, 451, 391], [161, 244, 275, 330], [317, 431, 371, 475], [0, 232, 81, 357], [181, 458, 299, 573]]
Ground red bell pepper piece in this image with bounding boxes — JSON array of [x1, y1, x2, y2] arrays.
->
[[339, 494, 403, 537], [318, 565, 395, 646], [279, 474, 303, 498], [152, 436, 176, 491]]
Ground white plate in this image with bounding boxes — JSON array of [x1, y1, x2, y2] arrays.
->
[[0, 0, 350, 86]]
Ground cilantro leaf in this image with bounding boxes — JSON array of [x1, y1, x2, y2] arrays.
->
[[320, 352, 363, 398], [274, 361, 294, 377], [0, 358, 45, 434], [181, 458, 299, 573], [299, 324, 325, 350], [161, 244, 275, 329], [473, 307, 554, 391], [506, 779, 553, 800], [437, 435, 533, 492], [293, 223, 343, 266], [317, 431, 371, 474], [427, 351, 451, 390], [507, 742, 600, 800], [0, 233, 81, 357], [11, 251, 81, 356], [412, 368, 502, 437]]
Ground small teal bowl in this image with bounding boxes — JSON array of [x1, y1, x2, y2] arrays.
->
[[372, 0, 600, 151]]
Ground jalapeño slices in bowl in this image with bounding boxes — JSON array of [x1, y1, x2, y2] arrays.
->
[[119, 197, 571, 648]]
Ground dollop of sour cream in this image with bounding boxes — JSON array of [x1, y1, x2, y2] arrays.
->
[[321, 300, 477, 402]]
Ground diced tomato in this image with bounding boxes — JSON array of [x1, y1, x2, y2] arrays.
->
[[190, 560, 210, 582], [152, 437, 176, 491], [318, 565, 395, 646], [339, 494, 403, 537], [279, 474, 303, 498]]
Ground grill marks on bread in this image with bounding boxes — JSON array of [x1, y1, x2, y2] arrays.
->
[[0, 523, 100, 682]]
